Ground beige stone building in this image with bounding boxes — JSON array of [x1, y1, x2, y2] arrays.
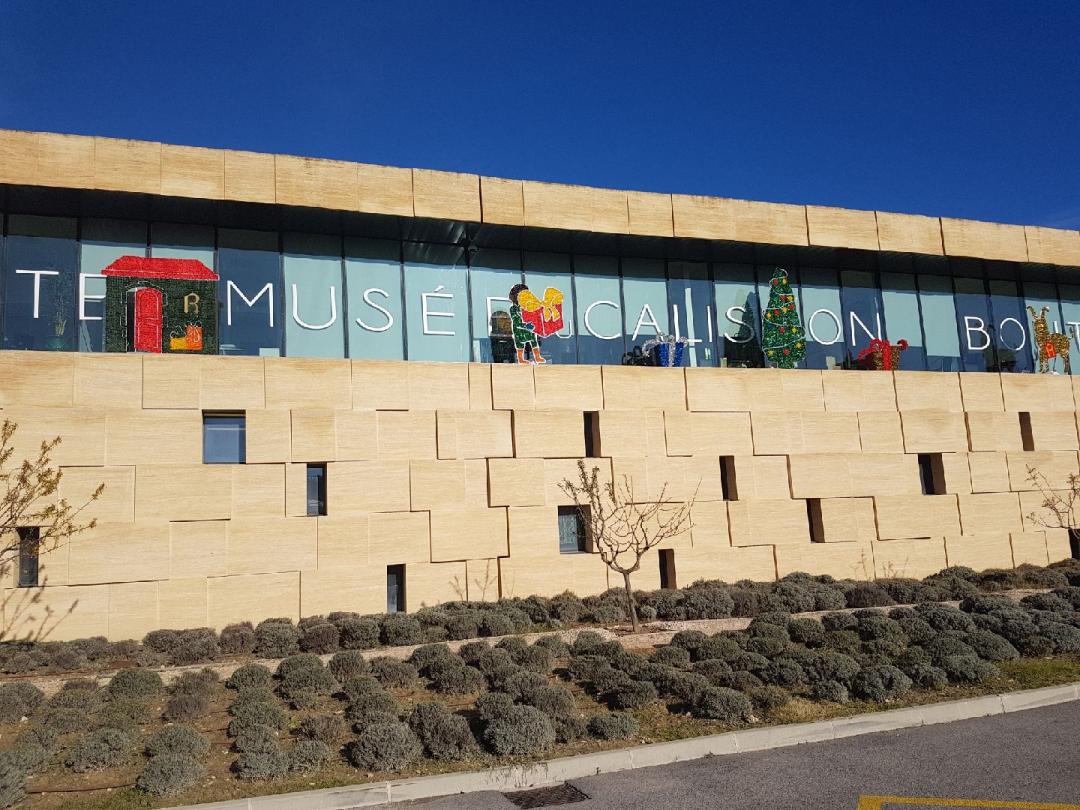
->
[[0, 131, 1076, 641]]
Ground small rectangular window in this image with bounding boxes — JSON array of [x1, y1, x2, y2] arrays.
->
[[386, 565, 405, 613], [202, 413, 246, 464], [558, 506, 588, 553], [658, 549, 677, 590], [1019, 412, 1035, 452], [918, 453, 945, 495], [306, 464, 327, 516], [17, 527, 39, 588], [584, 412, 600, 457], [720, 457, 738, 501], [806, 499, 825, 543]]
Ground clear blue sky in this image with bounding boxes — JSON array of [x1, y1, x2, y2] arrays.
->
[[2, 1, 1078, 228]]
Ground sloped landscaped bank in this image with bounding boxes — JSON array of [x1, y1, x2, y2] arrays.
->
[[0, 570, 1078, 809]]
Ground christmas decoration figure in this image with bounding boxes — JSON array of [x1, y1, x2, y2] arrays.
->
[[760, 268, 805, 368], [856, 338, 908, 370], [1027, 305, 1071, 374], [508, 283, 564, 364]]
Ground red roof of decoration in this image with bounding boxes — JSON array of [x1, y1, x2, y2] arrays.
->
[[102, 256, 219, 281]]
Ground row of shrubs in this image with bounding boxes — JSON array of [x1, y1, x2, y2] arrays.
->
[[1, 561, 1076, 678]]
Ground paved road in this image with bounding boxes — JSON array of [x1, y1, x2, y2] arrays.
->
[[404, 702, 1080, 809]]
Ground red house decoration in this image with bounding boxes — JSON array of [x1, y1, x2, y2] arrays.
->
[[102, 256, 219, 354]]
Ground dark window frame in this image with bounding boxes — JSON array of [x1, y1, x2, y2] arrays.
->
[[386, 564, 405, 613], [558, 505, 589, 554], [202, 411, 247, 464], [306, 463, 327, 516], [17, 527, 39, 588]]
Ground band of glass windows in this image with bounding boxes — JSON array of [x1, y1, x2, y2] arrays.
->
[[1, 211, 1076, 375]]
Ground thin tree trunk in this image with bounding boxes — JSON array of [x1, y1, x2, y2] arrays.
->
[[622, 571, 639, 634]]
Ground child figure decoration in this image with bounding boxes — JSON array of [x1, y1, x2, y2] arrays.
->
[[761, 268, 805, 368], [508, 283, 564, 364], [1028, 305, 1071, 374]]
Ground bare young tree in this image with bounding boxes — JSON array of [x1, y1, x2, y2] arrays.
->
[[1, 419, 104, 638], [560, 460, 695, 633], [1025, 464, 1080, 557]]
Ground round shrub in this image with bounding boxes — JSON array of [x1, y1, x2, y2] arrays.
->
[[846, 583, 895, 609], [587, 712, 638, 740], [444, 612, 481, 641], [219, 622, 256, 655], [346, 690, 399, 725], [285, 688, 319, 710], [908, 664, 949, 690], [727, 651, 769, 674], [518, 645, 556, 674], [146, 725, 210, 758], [681, 582, 736, 619], [691, 659, 733, 682], [825, 630, 862, 657], [164, 692, 210, 723], [298, 714, 345, 747], [916, 603, 976, 634], [254, 620, 299, 658], [48, 686, 100, 712], [663, 671, 711, 704], [380, 614, 425, 647], [589, 665, 632, 696], [942, 654, 999, 684], [329, 650, 369, 683], [458, 640, 491, 666], [1021, 592, 1072, 612], [299, 622, 340, 654], [408, 702, 478, 761], [66, 727, 131, 772], [822, 612, 857, 632], [924, 635, 977, 667], [168, 629, 220, 666], [1018, 634, 1056, 657], [108, 668, 162, 700], [528, 684, 577, 719], [669, 629, 709, 654], [276, 653, 323, 679], [502, 670, 548, 703], [851, 665, 913, 701], [290, 739, 331, 773], [476, 691, 515, 724], [369, 657, 419, 689], [0, 752, 27, 808], [230, 687, 276, 711], [137, 753, 205, 797], [653, 645, 691, 667], [1042, 621, 1080, 653], [234, 750, 290, 780], [805, 650, 861, 686], [341, 675, 382, 703], [760, 658, 807, 688], [0, 683, 44, 723], [171, 668, 218, 696], [281, 665, 339, 698], [338, 618, 381, 650], [409, 643, 456, 675], [227, 663, 273, 691], [234, 723, 280, 754], [692, 687, 753, 723], [346, 721, 422, 771], [1017, 566, 1069, 589], [607, 679, 657, 710], [95, 697, 151, 731], [811, 680, 849, 703], [476, 612, 513, 638], [967, 630, 1019, 662], [694, 635, 743, 663], [787, 618, 826, 646], [549, 592, 585, 623], [1054, 586, 1080, 611], [495, 636, 528, 659], [228, 700, 287, 733], [483, 705, 555, 756], [428, 659, 486, 695], [533, 635, 570, 658], [40, 706, 92, 735], [571, 630, 606, 655], [747, 685, 791, 712]]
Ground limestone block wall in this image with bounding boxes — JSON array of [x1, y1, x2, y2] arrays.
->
[[0, 351, 1075, 641]]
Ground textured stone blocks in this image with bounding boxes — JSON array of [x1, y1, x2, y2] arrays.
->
[[945, 533, 1014, 571], [665, 411, 753, 456], [900, 410, 968, 453], [430, 508, 509, 562], [874, 494, 960, 539], [437, 410, 514, 459], [872, 537, 948, 579], [513, 410, 586, 458], [957, 493, 1023, 536], [728, 499, 810, 547]]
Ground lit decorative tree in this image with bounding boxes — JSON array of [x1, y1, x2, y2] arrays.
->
[[761, 268, 805, 368]]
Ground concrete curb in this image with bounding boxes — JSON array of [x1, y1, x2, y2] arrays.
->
[[176, 681, 1080, 810]]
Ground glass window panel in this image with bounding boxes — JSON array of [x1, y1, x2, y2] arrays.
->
[[714, 263, 762, 368], [218, 229, 282, 357], [621, 258, 669, 358], [2, 216, 78, 351], [283, 233, 345, 358], [18, 528, 39, 588], [988, 279, 1033, 373], [797, 267, 843, 370], [202, 414, 246, 463], [403, 243, 469, 362], [1023, 281, 1066, 373], [574, 255, 624, 365], [840, 270, 885, 363], [306, 464, 326, 516], [880, 272, 927, 371], [78, 219, 147, 352], [1057, 283, 1080, 375], [346, 237, 404, 360], [953, 277, 995, 371], [523, 252, 576, 364], [917, 275, 961, 371], [668, 261, 716, 367], [757, 265, 808, 369], [558, 507, 585, 553], [468, 248, 521, 364], [150, 223, 214, 264]]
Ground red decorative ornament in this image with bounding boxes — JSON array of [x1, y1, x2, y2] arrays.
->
[[857, 338, 910, 370]]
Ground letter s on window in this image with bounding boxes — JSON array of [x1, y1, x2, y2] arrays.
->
[[356, 288, 395, 332]]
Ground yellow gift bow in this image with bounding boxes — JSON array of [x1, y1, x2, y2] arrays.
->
[[518, 287, 564, 323]]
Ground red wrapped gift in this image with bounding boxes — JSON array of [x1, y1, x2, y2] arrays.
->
[[520, 287, 565, 337]]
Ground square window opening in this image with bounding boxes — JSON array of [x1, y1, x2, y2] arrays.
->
[[1019, 412, 1035, 452], [202, 412, 246, 464], [306, 464, 327, 516], [584, 412, 600, 458], [918, 453, 945, 495], [720, 456, 738, 501], [386, 564, 405, 613], [806, 499, 825, 543], [558, 505, 589, 554], [658, 548, 677, 590], [17, 527, 39, 588]]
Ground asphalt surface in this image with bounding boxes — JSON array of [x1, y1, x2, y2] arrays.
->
[[404, 701, 1080, 809]]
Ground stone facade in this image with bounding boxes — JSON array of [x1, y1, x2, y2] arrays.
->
[[0, 350, 1074, 641]]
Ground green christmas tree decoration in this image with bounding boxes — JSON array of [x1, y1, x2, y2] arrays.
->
[[761, 268, 805, 369]]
